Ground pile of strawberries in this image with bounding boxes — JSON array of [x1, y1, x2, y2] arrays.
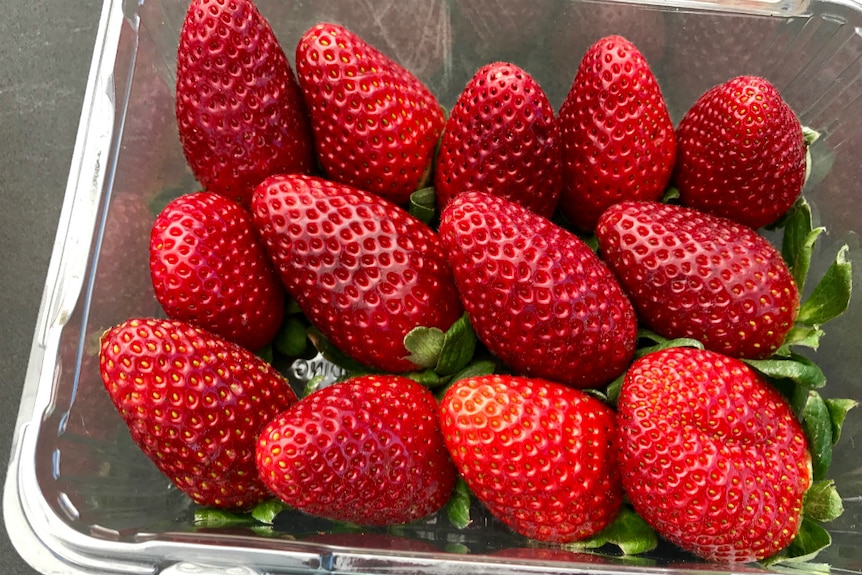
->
[[97, 0, 856, 567]]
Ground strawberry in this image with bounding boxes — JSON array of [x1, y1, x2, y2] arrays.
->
[[438, 191, 637, 389], [434, 61, 562, 218], [674, 75, 806, 229], [98, 318, 298, 509], [616, 347, 811, 563], [256, 375, 457, 525], [175, 0, 314, 207], [149, 191, 284, 352], [295, 22, 446, 205], [440, 374, 623, 543], [557, 35, 676, 232], [251, 173, 463, 373], [595, 201, 799, 359]]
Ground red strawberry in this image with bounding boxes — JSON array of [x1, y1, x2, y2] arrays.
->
[[435, 61, 562, 218], [149, 191, 284, 352], [175, 0, 314, 207], [251, 173, 463, 373], [558, 35, 676, 231], [256, 375, 457, 525], [595, 201, 799, 359], [295, 22, 446, 205], [438, 191, 637, 389], [617, 347, 811, 563], [98, 318, 298, 509], [440, 374, 623, 543], [674, 75, 806, 229]]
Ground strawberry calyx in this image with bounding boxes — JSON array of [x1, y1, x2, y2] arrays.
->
[[288, 313, 494, 397], [409, 186, 437, 225], [563, 507, 658, 557], [803, 126, 821, 186]]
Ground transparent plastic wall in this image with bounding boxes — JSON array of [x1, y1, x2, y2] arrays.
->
[[5, 0, 862, 573]]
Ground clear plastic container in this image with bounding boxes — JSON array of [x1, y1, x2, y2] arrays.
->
[[5, 0, 862, 573]]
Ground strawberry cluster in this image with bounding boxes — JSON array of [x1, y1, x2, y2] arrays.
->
[[98, 0, 855, 568]]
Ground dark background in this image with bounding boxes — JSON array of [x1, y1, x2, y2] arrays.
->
[[1, 3, 103, 574]]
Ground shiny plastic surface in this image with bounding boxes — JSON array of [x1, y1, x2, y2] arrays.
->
[[5, 0, 862, 573]]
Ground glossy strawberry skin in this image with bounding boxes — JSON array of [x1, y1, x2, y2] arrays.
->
[[98, 318, 298, 510], [256, 375, 457, 526], [558, 35, 676, 232], [251, 174, 463, 373], [674, 75, 806, 229], [617, 347, 811, 563], [175, 0, 314, 207], [435, 62, 562, 218], [438, 191, 637, 389], [295, 22, 446, 205], [595, 201, 799, 359], [149, 191, 285, 352], [440, 375, 624, 543]]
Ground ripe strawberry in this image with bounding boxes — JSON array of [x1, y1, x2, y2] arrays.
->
[[674, 75, 806, 229], [295, 22, 446, 205], [558, 35, 676, 232], [149, 191, 284, 352], [595, 201, 799, 359], [256, 375, 457, 525], [617, 347, 811, 563], [251, 173, 463, 373], [438, 191, 637, 389], [175, 0, 314, 207], [440, 374, 623, 543], [435, 62, 562, 218], [98, 318, 298, 510]]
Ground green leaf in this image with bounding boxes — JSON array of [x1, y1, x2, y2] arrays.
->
[[285, 297, 303, 316], [780, 198, 824, 292], [445, 478, 472, 529], [797, 244, 852, 326], [273, 316, 308, 358], [824, 398, 858, 445], [776, 517, 832, 565], [447, 359, 497, 385], [803, 126, 821, 147], [436, 315, 478, 375], [633, 330, 704, 359], [605, 372, 625, 406], [194, 508, 256, 529], [660, 186, 681, 203], [405, 369, 449, 388], [801, 391, 833, 481], [568, 507, 658, 556], [778, 324, 824, 353], [803, 127, 821, 186], [804, 480, 844, 523], [303, 374, 328, 398], [743, 353, 827, 389], [256, 343, 274, 364], [251, 500, 288, 525], [409, 187, 437, 225], [403, 315, 479, 376], [403, 326, 446, 369]]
